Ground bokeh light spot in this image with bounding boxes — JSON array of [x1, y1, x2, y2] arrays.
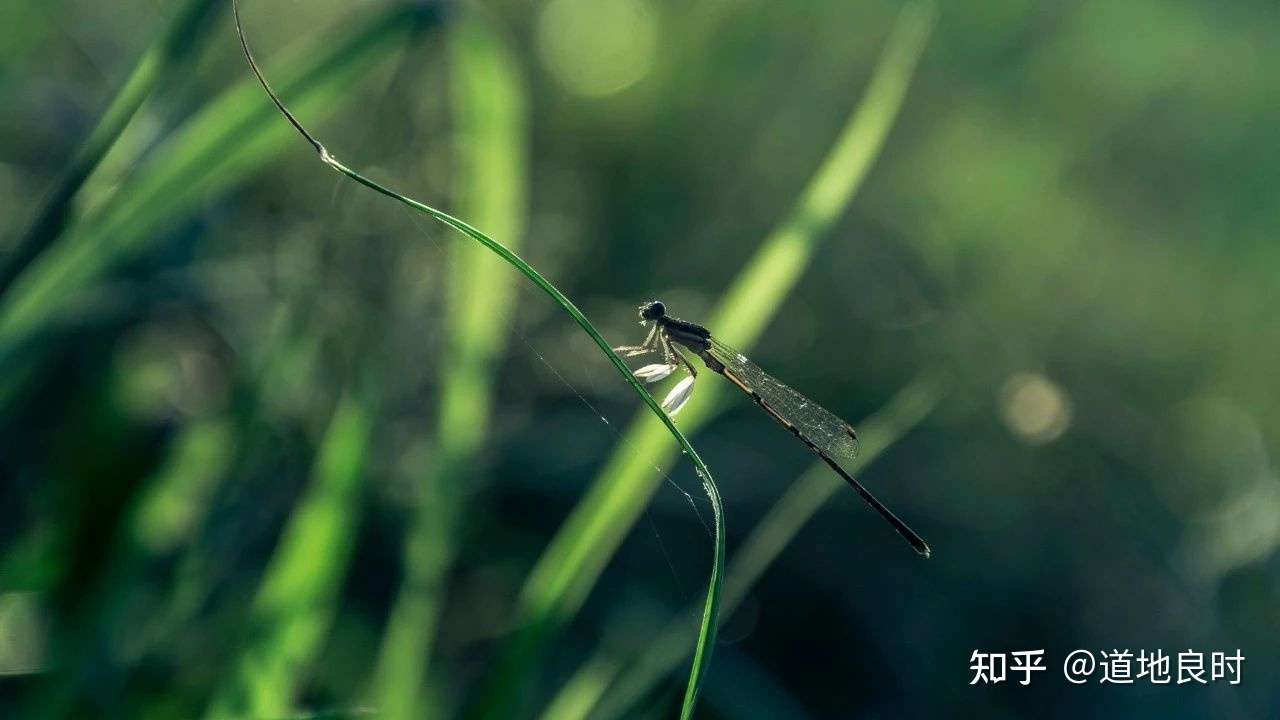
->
[[999, 373, 1072, 445], [537, 0, 659, 97]]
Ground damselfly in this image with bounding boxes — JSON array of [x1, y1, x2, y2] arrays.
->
[[616, 300, 931, 557]]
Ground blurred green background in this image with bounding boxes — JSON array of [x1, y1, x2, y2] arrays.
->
[[2, 0, 1277, 718]]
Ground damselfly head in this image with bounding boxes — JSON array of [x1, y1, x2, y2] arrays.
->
[[639, 300, 666, 321]]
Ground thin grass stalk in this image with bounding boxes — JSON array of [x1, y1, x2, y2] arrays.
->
[[231, 3, 725, 718]]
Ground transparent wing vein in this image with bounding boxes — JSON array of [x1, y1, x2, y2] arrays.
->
[[708, 338, 860, 461]]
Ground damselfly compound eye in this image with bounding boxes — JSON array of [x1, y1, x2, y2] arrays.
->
[[639, 300, 666, 321]]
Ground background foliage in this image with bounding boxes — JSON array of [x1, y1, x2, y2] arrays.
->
[[1, 1, 1277, 718]]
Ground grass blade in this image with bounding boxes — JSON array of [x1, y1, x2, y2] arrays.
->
[[0, 5, 428, 362], [230, 3, 726, 717], [0, 0, 221, 295], [203, 384, 379, 719]]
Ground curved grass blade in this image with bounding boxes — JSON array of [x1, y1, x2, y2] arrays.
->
[[511, 2, 935, 715], [231, 3, 725, 718]]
